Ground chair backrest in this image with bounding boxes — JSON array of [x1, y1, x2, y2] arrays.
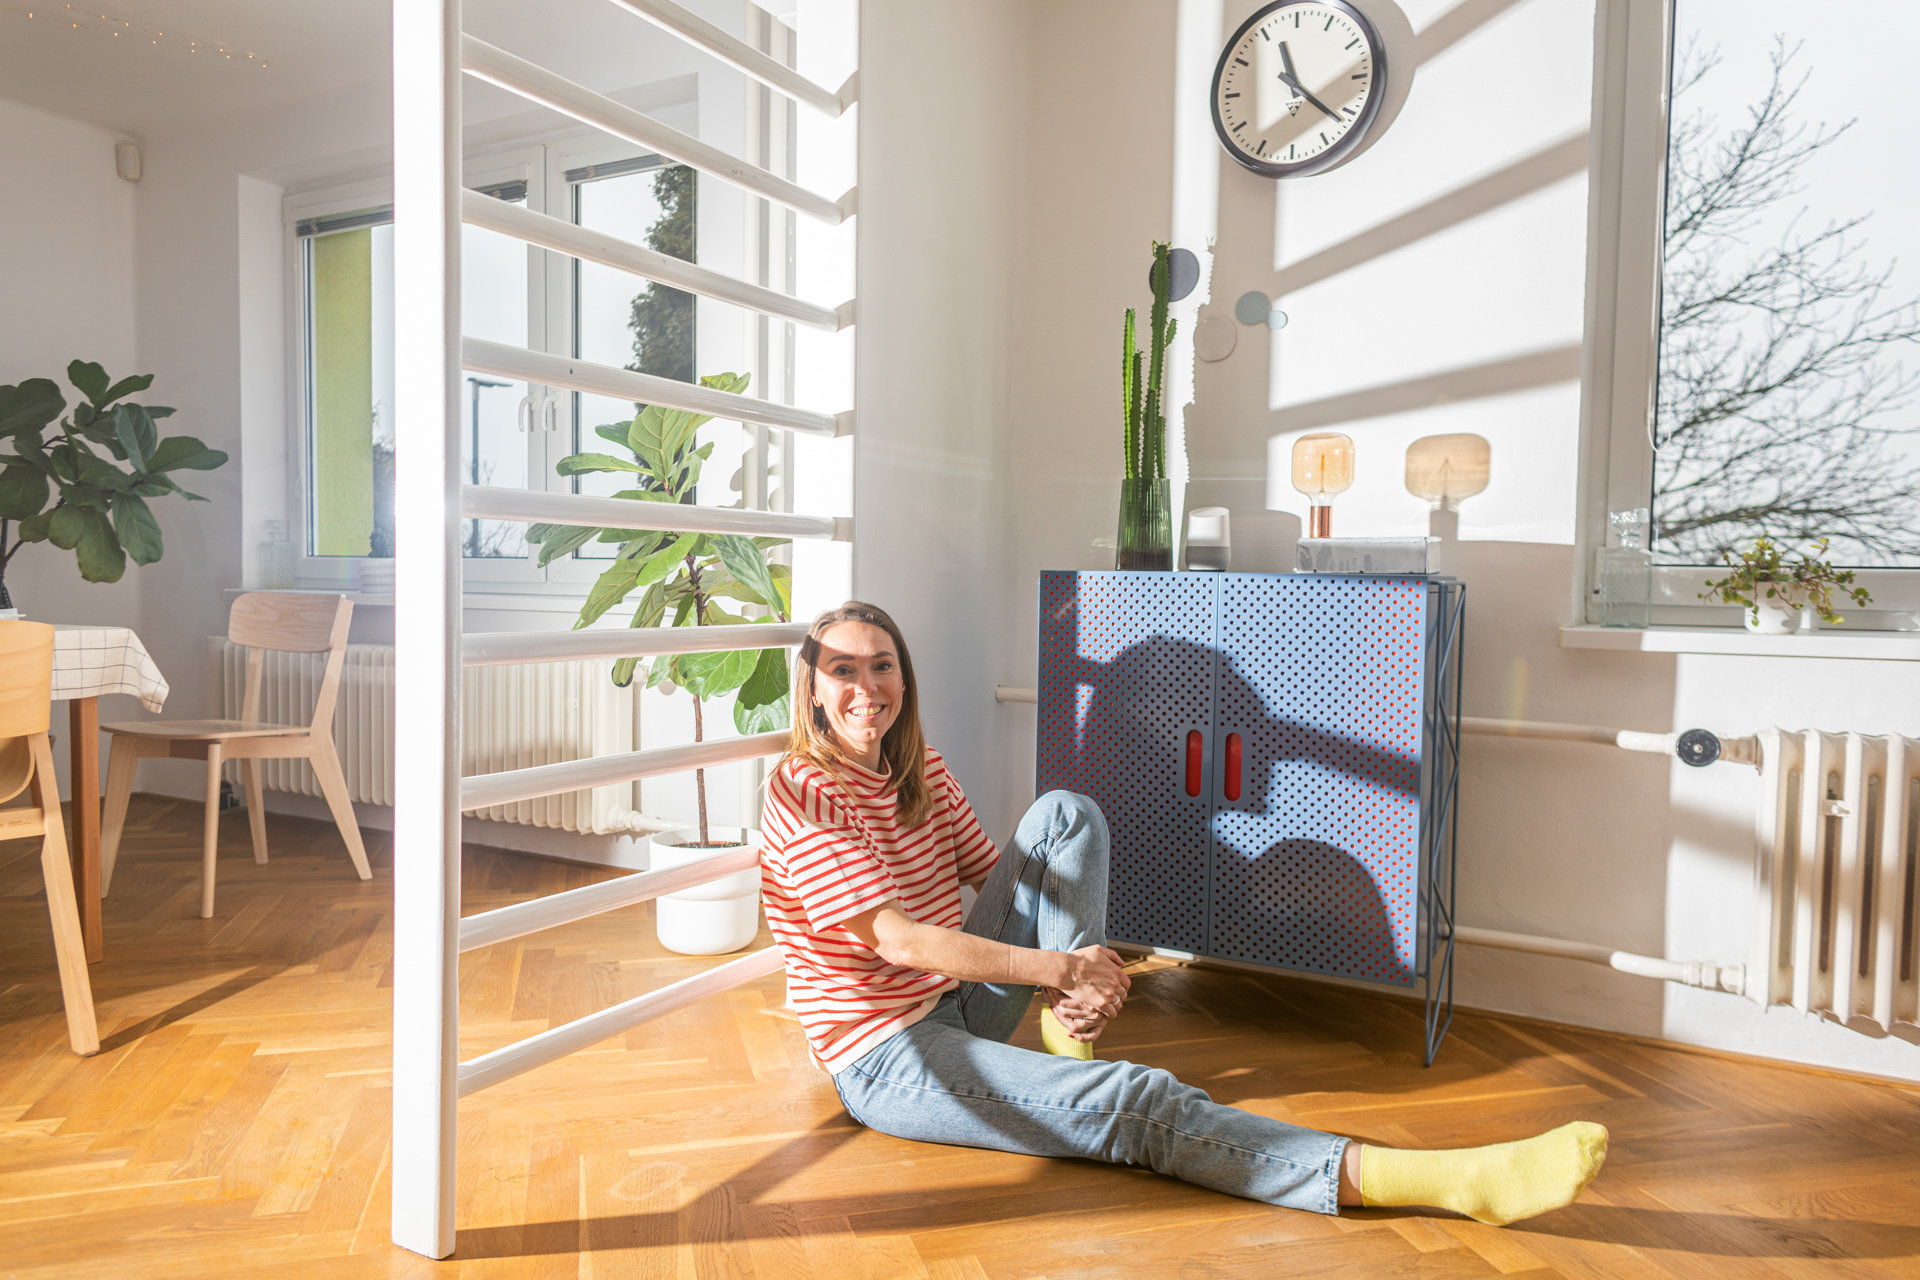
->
[[0, 622, 55, 806], [228, 594, 354, 731]]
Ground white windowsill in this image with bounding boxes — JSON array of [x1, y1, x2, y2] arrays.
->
[[1560, 624, 1920, 661]]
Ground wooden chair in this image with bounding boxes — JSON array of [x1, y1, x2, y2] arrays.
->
[[0, 622, 100, 1055], [99, 593, 373, 919]]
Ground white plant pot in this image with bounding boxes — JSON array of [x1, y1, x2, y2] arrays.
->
[[1743, 598, 1801, 634], [647, 826, 763, 956]]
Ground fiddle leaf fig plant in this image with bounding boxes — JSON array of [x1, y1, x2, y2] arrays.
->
[[1700, 535, 1871, 626], [526, 372, 790, 846], [0, 362, 228, 588]]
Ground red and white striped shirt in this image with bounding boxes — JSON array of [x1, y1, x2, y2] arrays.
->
[[759, 747, 999, 1074]]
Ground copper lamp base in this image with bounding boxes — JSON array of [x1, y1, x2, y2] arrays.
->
[[1307, 506, 1332, 538]]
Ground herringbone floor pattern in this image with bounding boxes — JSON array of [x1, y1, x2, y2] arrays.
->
[[4, 794, 1920, 1277]]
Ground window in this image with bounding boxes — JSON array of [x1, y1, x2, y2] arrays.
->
[[289, 143, 712, 590], [1582, 0, 1920, 623], [1653, 0, 1920, 568]]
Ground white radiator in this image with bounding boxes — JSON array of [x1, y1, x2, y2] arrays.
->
[[213, 640, 656, 835], [1749, 730, 1920, 1042]]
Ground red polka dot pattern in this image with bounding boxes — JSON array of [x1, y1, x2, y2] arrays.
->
[[1034, 571, 1438, 988], [1212, 575, 1426, 985], [1036, 571, 1214, 953]]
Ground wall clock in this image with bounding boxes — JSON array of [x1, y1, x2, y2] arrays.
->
[[1211, 0, 1388, 178]]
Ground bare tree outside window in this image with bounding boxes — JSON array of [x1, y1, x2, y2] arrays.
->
[[1654, 33, 1920, 566]]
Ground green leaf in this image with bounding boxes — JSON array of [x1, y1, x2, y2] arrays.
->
[[633, 533, 697, 590], [555, 452, 644, 476], [111, 404, 157, 470], [736, 646, 788, 711], [147, 405, 175, 419], [143, 436, 228, 473], [66, 360, 109, 404], [574, 561, 642, 628], [713, 535, 782, 619], [101, 373, 154, 405], [630, 581, 667, 630], [72, 451, 133, 493], [16, 512, 51, 542], [671, 646, 760, 700], [673, 440, 717, 493], [527, 522, 600, 567], [734, 689, 789, 735], [48, 503, 89, 549], [73, 507, 125, 582], [0, 379, 65, 437], [593, 422, 634, 448], [109, 493, 163, 565], [0, 466, 49, 520]]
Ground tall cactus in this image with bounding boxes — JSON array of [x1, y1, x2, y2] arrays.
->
[[1122, 242, 1178, 482]]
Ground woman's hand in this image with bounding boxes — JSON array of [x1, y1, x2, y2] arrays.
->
[[1055, 945, 1131, 1018], [1044, 988, 1114, 1042]]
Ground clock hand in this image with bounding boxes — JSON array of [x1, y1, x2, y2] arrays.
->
[[1275, 41, 1343, 124]]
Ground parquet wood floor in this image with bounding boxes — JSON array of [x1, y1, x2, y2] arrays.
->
[[5, 794, 1920, 1278]]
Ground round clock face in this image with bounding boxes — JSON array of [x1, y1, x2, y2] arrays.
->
[[1211, 0, 1388, 178]]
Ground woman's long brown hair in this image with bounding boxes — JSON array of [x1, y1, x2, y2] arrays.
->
[[786, 601, 933, 828]]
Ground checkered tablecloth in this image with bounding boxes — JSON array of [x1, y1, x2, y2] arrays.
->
[[51, 626, 170, 713]]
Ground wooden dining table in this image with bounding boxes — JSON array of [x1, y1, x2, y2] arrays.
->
[[51, 625, 170, 962]]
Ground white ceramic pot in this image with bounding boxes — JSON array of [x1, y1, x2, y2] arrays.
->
[[1743, 598, 1801, 634], [646, 826, 763, 956]]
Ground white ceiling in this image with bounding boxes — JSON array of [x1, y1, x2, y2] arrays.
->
[[0, 0, 719, 141]]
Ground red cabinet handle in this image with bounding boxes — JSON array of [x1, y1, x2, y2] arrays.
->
[[1184, 729, 1202, 797], [1223, 733, 1243, 801]]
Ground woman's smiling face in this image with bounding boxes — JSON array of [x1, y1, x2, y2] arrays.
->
[[811, 621, 903, 771]]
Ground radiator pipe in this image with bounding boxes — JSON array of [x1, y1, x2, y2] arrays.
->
[[1455, 926, 1745, 994], [1460, 718, 1760, 769]]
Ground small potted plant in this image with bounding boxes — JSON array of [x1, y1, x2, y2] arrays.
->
[[1700, 536, 1871, 633]]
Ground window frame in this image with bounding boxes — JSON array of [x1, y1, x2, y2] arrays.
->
[[1578, 0, 1920, 630]]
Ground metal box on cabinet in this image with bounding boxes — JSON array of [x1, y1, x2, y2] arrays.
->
[[1036, 570, 1464, 1064]]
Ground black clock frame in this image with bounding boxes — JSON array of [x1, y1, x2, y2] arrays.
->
[[1210, 0, 1389, 179]]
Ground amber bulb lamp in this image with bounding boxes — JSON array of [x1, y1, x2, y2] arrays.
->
[[1404, 433, 1491, 511], [1291, 432, 1354, 537]]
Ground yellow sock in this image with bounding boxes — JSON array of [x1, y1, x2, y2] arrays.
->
[[1359, 1121, 1608, 1226], [1040, 1006, 1093, 1059]]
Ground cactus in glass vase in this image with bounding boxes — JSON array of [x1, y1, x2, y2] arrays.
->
[[1116, 242, 1177, 569]]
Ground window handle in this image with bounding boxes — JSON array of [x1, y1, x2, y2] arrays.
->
[[1223, 732, 1242, 802], [1185, 729, 1202, 797]]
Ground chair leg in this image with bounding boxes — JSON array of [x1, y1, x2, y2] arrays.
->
[[240, 759, 269, 865], [309, 742, 372, 881], [30, 734, 98, 1056], [99, 735, 140, 896], [201, 745, 224, 920]]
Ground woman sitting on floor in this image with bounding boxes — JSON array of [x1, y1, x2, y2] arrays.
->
[[759, 600, 1607, 1225]]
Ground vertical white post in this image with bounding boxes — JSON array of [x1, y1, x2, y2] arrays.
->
[[392, 0, 464, 1259]]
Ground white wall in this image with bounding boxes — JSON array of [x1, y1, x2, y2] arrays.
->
[[853, 1, 1032, 843], [0, 96, 148, 794], [958, 0, 1920, 1081]]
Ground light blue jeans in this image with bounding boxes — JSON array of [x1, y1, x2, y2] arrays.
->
[[832, 790, 1350, 1215]]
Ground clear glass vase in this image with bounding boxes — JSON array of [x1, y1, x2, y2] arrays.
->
[[1115, 479, 1173, 571]]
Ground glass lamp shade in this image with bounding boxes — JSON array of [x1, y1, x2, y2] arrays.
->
[[1290, 433, 1355, 505], [1404, 433, 1490, 510]]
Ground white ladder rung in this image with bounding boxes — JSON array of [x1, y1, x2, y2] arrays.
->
[[459, 846, 762, 952], [457, 945, 783, 1096], [461, 730, 790, 810], [462, 336, 847, 438], [462, 191, 846, 332], [462, 34, 852, 226], [461, 485, 846, 542], [463, 622, 808, 668], [603, 0, 853, 118]]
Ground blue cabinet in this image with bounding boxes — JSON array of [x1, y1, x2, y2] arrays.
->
[[1036, 571, 1463, 1062]]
